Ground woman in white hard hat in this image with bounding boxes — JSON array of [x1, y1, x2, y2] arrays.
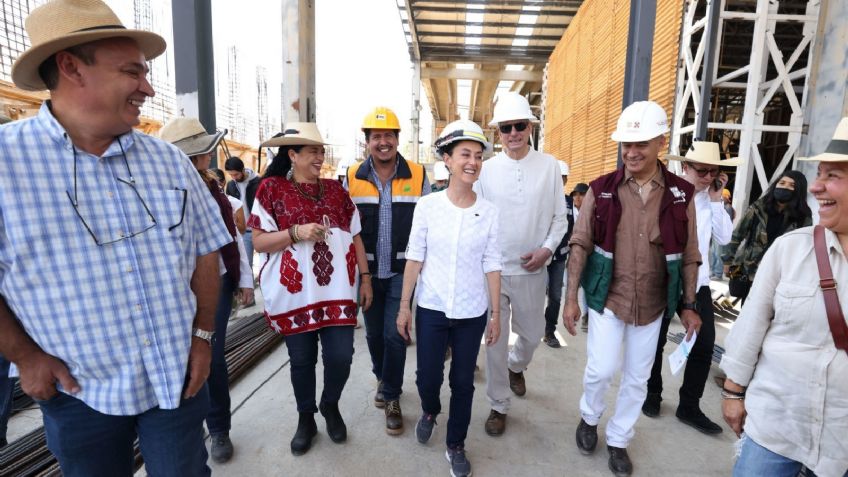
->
[[247, 123, 373, 456], [396, 119, 502, 477], [721, 118, 848, 477]]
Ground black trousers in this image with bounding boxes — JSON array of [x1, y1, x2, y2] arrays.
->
[[646, 286, 716, 409]]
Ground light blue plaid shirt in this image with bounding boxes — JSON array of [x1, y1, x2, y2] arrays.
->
[[0, 103, 231, 415]]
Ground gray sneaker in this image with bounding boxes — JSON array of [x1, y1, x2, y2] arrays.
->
[[416, 413, 437, 444], [210, 433, 234, 463], [445, 446, 472, 477]]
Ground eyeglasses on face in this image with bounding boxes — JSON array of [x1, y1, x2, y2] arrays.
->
[[498, 122, 529, 134], [690, 165, 720, 177]]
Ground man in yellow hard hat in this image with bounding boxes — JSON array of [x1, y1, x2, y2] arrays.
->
[[345, 106, 430, 436]]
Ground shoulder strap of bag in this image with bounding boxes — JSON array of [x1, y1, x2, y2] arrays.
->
[[813, 225, 848, 356]]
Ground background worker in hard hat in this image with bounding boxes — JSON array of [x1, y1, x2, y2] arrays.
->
[[473, 92, 568, 436], [431, 161, 449, 192], [345, 106, 430, 436], [643, 141, 738, 436], [569, 182, 591, 332], [562, 101, 701, 477], [542, 160, 576, 348]]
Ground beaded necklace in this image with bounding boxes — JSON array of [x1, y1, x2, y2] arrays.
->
[[291, 177, 324, 201]]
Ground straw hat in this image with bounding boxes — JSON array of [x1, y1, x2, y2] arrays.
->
[[11, 0, 167, 91], [260, 123, 328, 148], [799, 117, 848, 163], [666, 141, 742, 167], [160, 117, 226, 157]]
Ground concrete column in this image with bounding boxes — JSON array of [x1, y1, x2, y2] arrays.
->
[[282, 0, 316, 123], [411, 62, 421, 163], [171, 0, 216, 131]]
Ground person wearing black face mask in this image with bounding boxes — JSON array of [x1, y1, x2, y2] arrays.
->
[[722, 170, 813, 301]]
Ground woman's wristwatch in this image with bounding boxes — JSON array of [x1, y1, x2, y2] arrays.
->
[[681, 302, 698, 311]]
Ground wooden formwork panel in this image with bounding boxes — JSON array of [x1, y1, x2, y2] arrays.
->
[[543, 0, 685, 190]]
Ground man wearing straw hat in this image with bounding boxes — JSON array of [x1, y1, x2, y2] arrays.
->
[[563, 101, 701, 476], [0, 1, 232, 475], [643, 141, 739, 436]]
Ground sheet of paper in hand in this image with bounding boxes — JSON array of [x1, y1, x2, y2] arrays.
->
[[668, 331, 698, 376]]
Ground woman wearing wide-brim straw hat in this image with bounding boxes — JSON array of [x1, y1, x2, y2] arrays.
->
[[720, 117, 848, 477], [160, 117, 255, 464], [247, 123, 373, 456]]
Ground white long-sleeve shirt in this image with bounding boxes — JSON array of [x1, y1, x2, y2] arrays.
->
[[693, 188, 733, 287], [473, 149, 568, 276], [405, 191, 502, 319], [720, 227, 848, 477]]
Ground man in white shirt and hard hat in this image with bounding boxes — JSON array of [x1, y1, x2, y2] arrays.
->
[[474, 92, 568, 436]]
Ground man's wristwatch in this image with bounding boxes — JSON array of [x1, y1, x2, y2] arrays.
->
[[192, 328, 214, 346], [681, 302, 698, 311]]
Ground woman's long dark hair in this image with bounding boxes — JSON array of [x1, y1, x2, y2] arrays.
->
[[762, 169, 812, 225], [263, 144, 304, 179]]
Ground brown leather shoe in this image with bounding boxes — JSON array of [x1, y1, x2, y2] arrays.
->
[[385, 399, 403, 435], [508, 369, 526, 396], [607, 445, 633, 476], [575, 418, 598, 455], [484, 409, 507, 436]]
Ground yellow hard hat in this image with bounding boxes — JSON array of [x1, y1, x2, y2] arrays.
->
[[361, 106, 400, 131]]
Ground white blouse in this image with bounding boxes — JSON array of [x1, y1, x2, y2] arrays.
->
[[405, 191, 502, 319]]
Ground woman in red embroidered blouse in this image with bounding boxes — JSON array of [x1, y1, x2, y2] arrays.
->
[[247, 123, 372, 456]]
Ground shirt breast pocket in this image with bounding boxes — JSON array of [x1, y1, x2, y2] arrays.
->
[[145, 189, 188, 238], [773, 281, 819, 326]]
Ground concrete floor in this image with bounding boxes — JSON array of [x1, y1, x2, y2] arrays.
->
[[5, 280, 739, 477], [203, 284, 738, 477]]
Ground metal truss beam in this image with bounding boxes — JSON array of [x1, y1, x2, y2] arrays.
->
[[671, 0, 821, 213], [406, 19, 571, 29]]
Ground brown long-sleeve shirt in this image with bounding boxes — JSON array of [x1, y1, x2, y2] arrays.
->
[[569, 170, 700, 325]]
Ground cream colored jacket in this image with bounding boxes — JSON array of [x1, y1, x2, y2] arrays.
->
[[720, 226, 848, 477]]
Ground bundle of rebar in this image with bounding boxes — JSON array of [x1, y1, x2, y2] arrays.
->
[[0, 313, 282, 477]]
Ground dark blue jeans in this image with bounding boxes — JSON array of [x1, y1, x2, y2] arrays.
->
[[39, 386, 211, 477], [544, 258, 566, 334], [363, 274, 409, 400], [284, 325, 354, 413], [415, 306, 487, 448], [0, 353, 13, 443], [206, 274, 236, 435]]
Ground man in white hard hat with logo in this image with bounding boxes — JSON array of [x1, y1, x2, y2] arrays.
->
[[562, 101, 702, 476], [474, 92, 568, 436]]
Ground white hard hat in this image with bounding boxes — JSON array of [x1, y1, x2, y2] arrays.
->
[[611, 101, 669, 142], [488, 92, 538, 126], [435, 119, 492, 153], [559, 161, 569, 176], [336, 164, 349, 176], [433, 161, 449, 181]]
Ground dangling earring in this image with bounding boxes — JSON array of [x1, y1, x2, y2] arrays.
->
[[286, 169, 294, 181]]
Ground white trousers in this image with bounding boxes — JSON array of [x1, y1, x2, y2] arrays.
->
[[485, 272, 547, 414], [579, 307, 662, 448]]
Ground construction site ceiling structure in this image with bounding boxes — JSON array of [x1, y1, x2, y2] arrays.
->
[[398, 0, 584, 148]]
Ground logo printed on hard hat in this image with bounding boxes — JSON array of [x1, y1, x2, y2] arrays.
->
[[376, 114, 386, 120]]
